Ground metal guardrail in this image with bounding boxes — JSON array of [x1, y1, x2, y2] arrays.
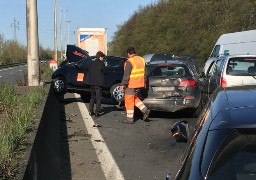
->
[[0, 62, 26, 69]]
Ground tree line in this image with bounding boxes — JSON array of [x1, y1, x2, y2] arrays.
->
[[108, 0, 256, 66], [0, 34, 54, 65]]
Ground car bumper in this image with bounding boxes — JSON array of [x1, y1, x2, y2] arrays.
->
[[143, 97, 198, 112]]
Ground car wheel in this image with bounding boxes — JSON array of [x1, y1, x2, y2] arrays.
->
[[110, 83, 124, 102], [80, 93, 91, 103], [53, 76, 67, 95]]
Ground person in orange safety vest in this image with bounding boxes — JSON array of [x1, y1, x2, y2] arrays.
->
[[120, 47, 150, 124]]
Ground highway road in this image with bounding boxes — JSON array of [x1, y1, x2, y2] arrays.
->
[[2, 65, 198, 179], [0, 65, 27, 84], [58, 92, 197, 180]]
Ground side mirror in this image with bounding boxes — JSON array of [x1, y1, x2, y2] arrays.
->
[[171, 121, 189, 143]]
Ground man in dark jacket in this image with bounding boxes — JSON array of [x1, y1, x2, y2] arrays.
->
[[82, 51, 107, 116]]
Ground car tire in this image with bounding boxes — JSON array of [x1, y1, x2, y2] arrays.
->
[[110, 83, 124, 102], [53, 76, 67, 96], [80, 93, 91, 103]]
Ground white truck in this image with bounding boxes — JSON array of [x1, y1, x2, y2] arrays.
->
[[75, 28, 107, 56], [204, 29, 256, 74]]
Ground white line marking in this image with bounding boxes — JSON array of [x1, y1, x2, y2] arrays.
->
[[75, 93, 125, 180]]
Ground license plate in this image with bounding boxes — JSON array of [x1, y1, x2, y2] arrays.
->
[[151, 87, 175, 92]]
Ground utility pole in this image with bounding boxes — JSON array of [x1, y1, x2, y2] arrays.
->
[[66, 20, 71, 45], [64, 10, 68, 55], [54, 0, 58, 61], [60, 3, 63, 60], [26, 0, 40, 86], [11, 18, 19, 41]]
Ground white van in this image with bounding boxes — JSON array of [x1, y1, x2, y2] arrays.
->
[[204, 29, 256, 74]]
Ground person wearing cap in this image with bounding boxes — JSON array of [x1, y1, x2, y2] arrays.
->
[[81, 51, 107, 117], [120, 47, 150, 124]]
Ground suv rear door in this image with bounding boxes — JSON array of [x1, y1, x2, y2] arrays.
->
[[67, 59, 90, 89]]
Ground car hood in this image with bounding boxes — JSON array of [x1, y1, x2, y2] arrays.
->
[[66, 45, 90, 63]]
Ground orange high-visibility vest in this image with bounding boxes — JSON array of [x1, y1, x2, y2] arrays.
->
[[126, 56, 146, 88]]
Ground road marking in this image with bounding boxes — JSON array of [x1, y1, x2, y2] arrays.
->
[[75, 93, 125, 180]]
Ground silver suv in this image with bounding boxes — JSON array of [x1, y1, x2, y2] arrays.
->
[[200, 54, 256, 104]]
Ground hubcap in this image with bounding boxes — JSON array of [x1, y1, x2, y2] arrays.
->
[[54, 79, 64, 92], [112, 85, 124, 101]]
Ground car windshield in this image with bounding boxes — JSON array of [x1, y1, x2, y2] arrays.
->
[[227, 57, 256, 76], [147, 65, 189, 78], [206, 129, 256, 180]]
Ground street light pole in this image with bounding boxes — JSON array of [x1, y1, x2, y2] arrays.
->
[[54, 0, 57, 60], [66, 20, 71, 45], [64, 10, 68, 56]]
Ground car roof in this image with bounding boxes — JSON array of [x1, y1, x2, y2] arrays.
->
[[143, 54, 155, 63], [147, 60, 188, 66], [90, 55, 127, 60], [209, 85, 256, 130], [218, 54, 256, 59]]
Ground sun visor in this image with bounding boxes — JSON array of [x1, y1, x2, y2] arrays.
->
[[66, 45, 90, 63]]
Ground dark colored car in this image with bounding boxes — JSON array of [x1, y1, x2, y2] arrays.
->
[[169, 85, 256, 180], [142, 58, 201, 116], [51, 45, 126, 102]]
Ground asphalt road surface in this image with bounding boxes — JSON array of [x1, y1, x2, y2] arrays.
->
[[0, 65, 27, 84], [58, 92, 197, 180]]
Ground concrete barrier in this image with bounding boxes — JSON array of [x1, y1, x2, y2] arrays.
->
[[17, 83, 63, 180]]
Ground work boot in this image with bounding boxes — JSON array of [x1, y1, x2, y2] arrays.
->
[[122, 117, 134, 124], [142, 109, 151, 121]]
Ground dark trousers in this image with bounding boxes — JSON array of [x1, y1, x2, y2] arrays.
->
[[89, 85, 102, 113]]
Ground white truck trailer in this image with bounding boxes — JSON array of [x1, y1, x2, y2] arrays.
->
[[76, 28, 107, 56]]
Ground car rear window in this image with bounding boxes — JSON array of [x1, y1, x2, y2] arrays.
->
[[150, 54, 173, 62], [147, 65, 190, 77], [227, 57, 256, 76]]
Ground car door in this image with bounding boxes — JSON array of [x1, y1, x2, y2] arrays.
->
[[200, 59, 224, 105], [103, 56, 126, 88], [207, 59, 224, 94], [200, 60, 216, 104], [67, 59, 89, 88]]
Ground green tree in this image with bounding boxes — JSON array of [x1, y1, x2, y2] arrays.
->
[[109, 0, 256, 66]]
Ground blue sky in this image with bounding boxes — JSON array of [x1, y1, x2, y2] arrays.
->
[[0, 0, 158, 50]]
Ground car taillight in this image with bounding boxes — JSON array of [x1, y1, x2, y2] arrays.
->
[[221, 77, 227, 87], [180, 80, 196, 87]]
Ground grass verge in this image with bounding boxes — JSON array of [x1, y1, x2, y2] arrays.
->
[[0, 83, 45, 179]]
